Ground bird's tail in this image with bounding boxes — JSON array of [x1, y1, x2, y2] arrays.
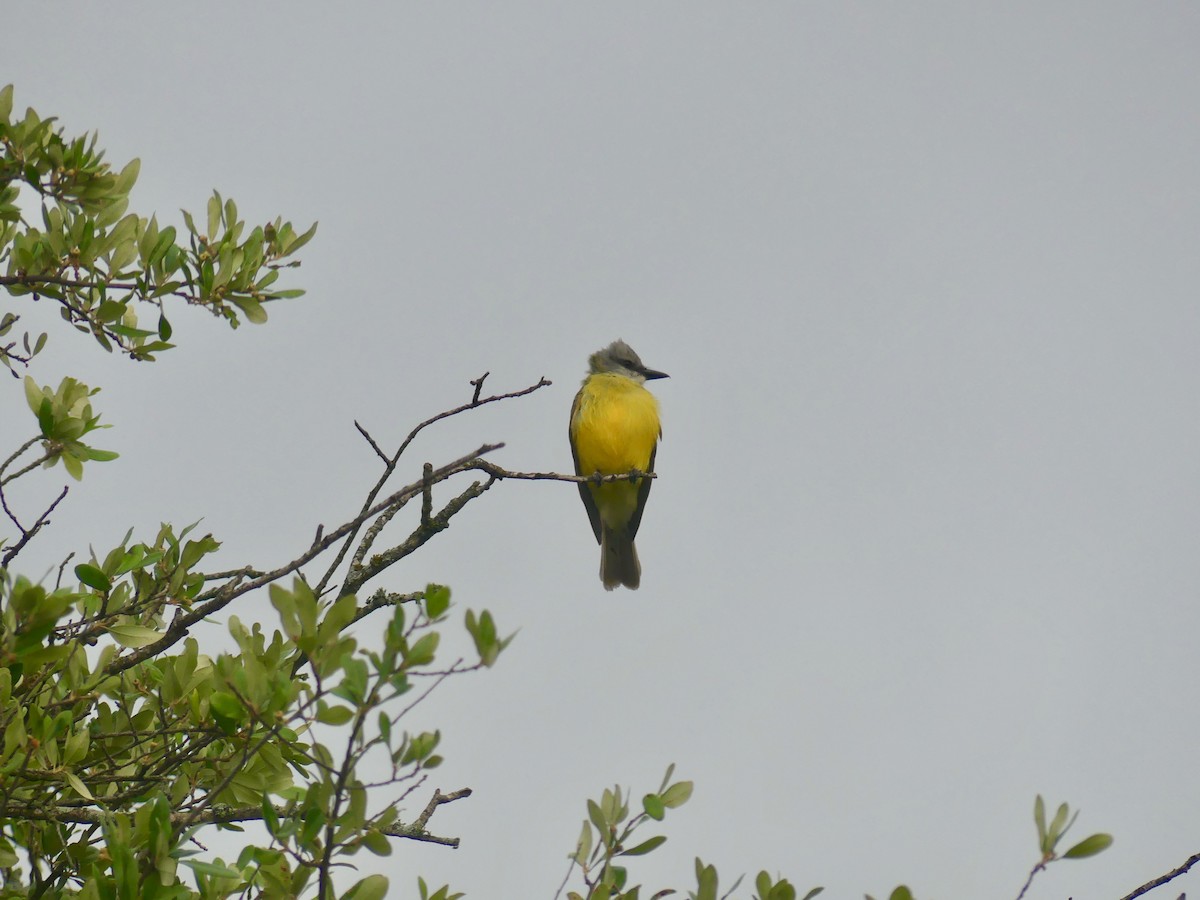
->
[[600, 524, 640, 590]]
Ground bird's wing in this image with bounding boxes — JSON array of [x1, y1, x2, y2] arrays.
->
[[570, 387, 603, 544], [628, 439, 658, 541]]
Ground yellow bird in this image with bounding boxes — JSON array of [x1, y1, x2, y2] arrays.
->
[[569, 339, 668, 590]]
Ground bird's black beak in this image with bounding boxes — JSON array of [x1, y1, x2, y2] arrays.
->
[[641, 367, 669, 380]]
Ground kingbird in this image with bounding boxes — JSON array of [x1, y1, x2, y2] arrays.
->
[[569, 339, 668, 590]]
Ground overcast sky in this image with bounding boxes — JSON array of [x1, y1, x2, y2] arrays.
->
[[5, 4, 1200, 898]]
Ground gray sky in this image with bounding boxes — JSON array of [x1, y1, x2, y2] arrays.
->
[[5, 4, 1200, 897]]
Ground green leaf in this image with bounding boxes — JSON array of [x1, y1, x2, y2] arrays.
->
[[642, 793, 665, 821], [1034, 794, 1046, 844], [587, 799, 608, 834], [96, 300, 127, 323], [65, 770, 94, 800], [661, 780, 694, 808], [317, 703, 354, 726], [1063, 833, 1113, 859], [233, 296, 268, 324], [262, 796, 279, 837], [209, 690, 244, 733], [23, 376, 43, 415], [108, 624, 162, 648], [695, 859, 719, 900], [425, 583, 451, 619], [620, 834, 666, 857], [572, 820, 593, 865], [283, 220, 319, 255], [888, 888, 913, 900], [75, 563, 111, 592], [114, 157, 140, 195], [181, 859, 242, 878], [345, 874, 389, 900], [361, 828, 392, 857], [36, 397, 54, 438], [1048, 802, 1070, 846], [207, 193, 221, 238], [405, 632, 439, 667]]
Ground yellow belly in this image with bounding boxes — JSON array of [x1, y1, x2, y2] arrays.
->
[[571, 373, 661, 532], [571, 373, 661, 476]]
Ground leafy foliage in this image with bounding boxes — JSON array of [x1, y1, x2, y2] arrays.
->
[[0, 82, 315, 371]]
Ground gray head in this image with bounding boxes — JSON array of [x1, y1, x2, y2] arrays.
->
[[587, 339, 669, 382]]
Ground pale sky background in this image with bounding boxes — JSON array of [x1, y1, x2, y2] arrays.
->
[[4, 4, 1200, 898]]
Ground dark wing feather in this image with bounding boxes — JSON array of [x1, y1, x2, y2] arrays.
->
[[627, 440, 658, 541], [570, 389, 603, 544]]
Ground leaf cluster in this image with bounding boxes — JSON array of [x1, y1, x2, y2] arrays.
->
[[0, 83, 315, 370], [563, 765, 815, 900]]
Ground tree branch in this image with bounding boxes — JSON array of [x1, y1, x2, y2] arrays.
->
[[1118, 851, 1200, 900], [341, 475, 496, 597], [0, 798, 470, 847], [314, 374, 551, 597], [1, 484, 69, 568]]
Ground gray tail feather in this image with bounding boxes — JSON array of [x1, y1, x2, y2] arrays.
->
[[600, 526, 640, 590]]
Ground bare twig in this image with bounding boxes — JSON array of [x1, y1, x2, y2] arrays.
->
[[421, 462, 433, 526], [0, 435, 40, 485], [553, 856, 580, 900], [348, 589, 423, 627], [55, 552, 74, 590], [2, 485, 68, 568], [342, 475, 496, 597], [314, 375, 551, 597], [1014, 860, 1044, 900], [469, 372, 488, 405], [354, 420, 388, 464], [1118, 852, 1200, 900], [413, 788, 472, 831], [470, 460, 656, 485]]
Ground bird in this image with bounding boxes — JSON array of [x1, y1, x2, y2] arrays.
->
[[569, 339, 668, 590]]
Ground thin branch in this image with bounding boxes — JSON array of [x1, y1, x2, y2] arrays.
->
[[0, 800, 467, 847], [421, 462, 433, 526], [471, 461, 657, 484], [553, 855, 580, 900], [0, 435, 41, 484], [0, 272, 186, 297], [1118, 851, 1200, 900], [2, 485, 68, 568], [314, 375, 551, 597], [1014, 860, 1044, 900], [0, 449, 54, 488], [348, 491, 409, 575], [412, 788, 472, 832], [354, 420, 388, 464], [202, 566, 265, 582], [469, 372, 488, 404], [348, 589, 423, 627], [341, 475, 495, 597], [55, 552, 74, 590]]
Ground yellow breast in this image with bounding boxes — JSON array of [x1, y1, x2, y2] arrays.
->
[[570, 373, 661, 476]]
